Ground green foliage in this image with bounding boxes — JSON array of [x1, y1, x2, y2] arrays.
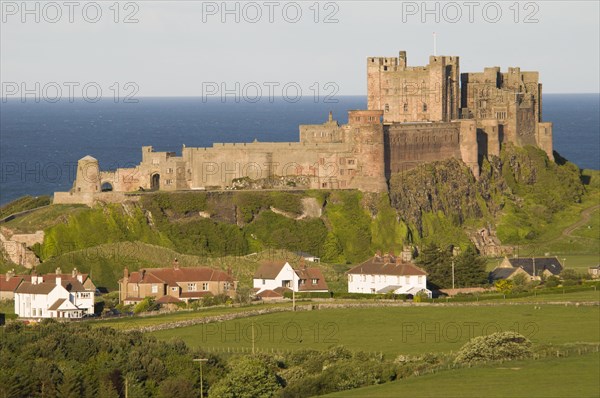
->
[[511, 273, 530, 293], [417, 244, 453, 289], [0, 322, 224, 397], [208, 356, 282, 398], [0, 195, 51, 219], [245, 211, 327, 257], [134, 297, 157, 314], [494, 279, 513, 295], [40, 204, 171, 260], [560, 269, 582, 286], [324, 191, 372, 263], [454, 331, 533, 364], [545, 275, 560, 288]]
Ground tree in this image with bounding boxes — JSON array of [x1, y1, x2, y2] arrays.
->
[[560, 269, 580, 286], [416, 243, 452, 288], [158, 376, 196, 398], [57, 367, 82, 398], [208, 356, 282, 398], [511, 273, 530, 293], [453, 246, 488, 287], [494, 279, 513, 295], [454, 332, 533, 364]]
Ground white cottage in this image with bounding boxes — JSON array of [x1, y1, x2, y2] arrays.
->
[[14, 274, 94, 319], [347, 252, 431, 297], [253, 261, 329, 294]]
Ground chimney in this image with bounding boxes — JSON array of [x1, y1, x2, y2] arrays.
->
[[55, 267, 62, 275], [72, 268, 77, 278], [173, 258, 179, 270], [123, 267, 129, 280], [76, 274, 83, 283]]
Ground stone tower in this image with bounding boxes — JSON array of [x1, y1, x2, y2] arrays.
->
[[367, 51, 460, 123], [73, 155, 101, 193], [346, 110, 388, 192]]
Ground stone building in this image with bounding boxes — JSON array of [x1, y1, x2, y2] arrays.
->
[[54, 50, 554, 205]]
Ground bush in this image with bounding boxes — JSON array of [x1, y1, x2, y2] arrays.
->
[[454, 331, 532, 364]]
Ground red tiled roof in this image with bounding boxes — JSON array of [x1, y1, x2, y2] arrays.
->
[[156, 295, 182, 304], [253, 261, 286, 279], [296, 268, 329, 291], [347, 255, 427, 276], [0, 276, 23, 292], [257, 289, 283, 298], [127, 267, 234, 286]]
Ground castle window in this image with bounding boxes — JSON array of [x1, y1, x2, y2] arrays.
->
[[166, 179, 173, 185], [384, 104, 389, 112], [152, 159, 159, 165], [340, 169, 345, 176], [322, 182, 327, 188], [423, 103, 427, 112], [403, 103, 408, 112], [383, 66, 388, 71], [355, 117, 361, 122], [166, 168, 173, 174], [347, 159, 355, 165]]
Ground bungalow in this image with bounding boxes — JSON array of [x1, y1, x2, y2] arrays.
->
[[14, 274, 95, 319], [119, 261, 237, 305], [295, 251, 320, 263], [490, 257, 563, 281], [253, 261, 329, 294], [346, 252, 431, 297]]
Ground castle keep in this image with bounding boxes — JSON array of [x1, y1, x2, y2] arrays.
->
[[54, 51, 554, 205]]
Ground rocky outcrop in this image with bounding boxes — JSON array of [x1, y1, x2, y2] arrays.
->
[[0, 227, 43, 268]]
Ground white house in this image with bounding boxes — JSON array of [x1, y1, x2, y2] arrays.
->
[[253, 261, 329, 294], [347, 252, 431, 297], [14, 274, 95, 319]]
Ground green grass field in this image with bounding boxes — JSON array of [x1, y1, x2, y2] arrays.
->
[[92, 302, 291, 330], [151, 305, 600, 358], [324, 352, 600, 397]]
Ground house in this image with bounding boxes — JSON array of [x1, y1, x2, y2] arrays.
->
[[14, 273, 95, 319], [253, 261, 329, 294], [588, 265, 600, 279], [346, 252, 431, 297], [295, 251, 320, 263], [490, 257, 563, 281], [0, 270, 23, 301], [119, 261, 237, 305]]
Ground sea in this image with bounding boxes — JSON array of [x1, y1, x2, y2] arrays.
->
[[0, 94, 598, 205]]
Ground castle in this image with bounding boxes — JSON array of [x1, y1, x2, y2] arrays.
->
[[54, 51, 554, 205]]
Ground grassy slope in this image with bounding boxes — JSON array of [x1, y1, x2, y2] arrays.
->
[[324, 352, 600, 398], [151, 305, 600, 357]]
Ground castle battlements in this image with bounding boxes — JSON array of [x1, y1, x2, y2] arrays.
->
[[54, 51, 554, 206]]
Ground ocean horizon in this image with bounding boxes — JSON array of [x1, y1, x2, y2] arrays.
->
[[1, 93, 598, 205]]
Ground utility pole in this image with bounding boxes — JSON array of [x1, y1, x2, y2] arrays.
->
[[193, 358, 208, 398], [451, 260, 455, 290], [251, 321, 255, 355], [291, 268, 296, 311]]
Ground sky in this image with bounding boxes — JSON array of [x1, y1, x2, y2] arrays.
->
[[1, 1, 599, 97]]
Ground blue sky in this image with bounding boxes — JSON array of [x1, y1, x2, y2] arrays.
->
[[2, 1, 599, 96]]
